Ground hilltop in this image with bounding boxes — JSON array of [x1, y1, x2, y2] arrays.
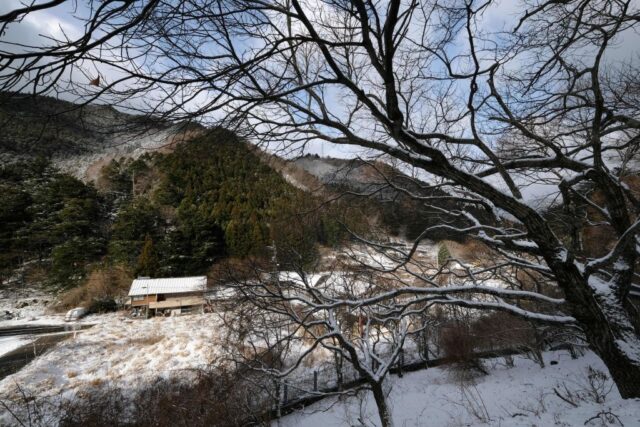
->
[[0, 92, 199, 181]]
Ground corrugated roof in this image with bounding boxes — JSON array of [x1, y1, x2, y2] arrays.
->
[[128, 276, 207, 296]]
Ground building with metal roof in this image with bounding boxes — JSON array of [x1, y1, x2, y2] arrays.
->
[[126, 276, 208, 317]]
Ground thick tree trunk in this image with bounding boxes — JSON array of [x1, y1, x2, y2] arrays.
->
[[561, 272, 640, 399], [591, 334, 640, 399], [371, 381, 394, 427], [512, 209, 640, 399], [402, 139, 640, 399], [578, 304, 640, 399]]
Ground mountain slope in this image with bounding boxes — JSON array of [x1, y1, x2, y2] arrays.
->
[[0, 92, 199, 181], [269, 154, 485, 241], [0, 93, 473, 242], [0, 130, 362, 292]]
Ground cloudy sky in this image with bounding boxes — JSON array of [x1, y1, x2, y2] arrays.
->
[[1, 0, 639, 205], [2, 1, 637, 118]]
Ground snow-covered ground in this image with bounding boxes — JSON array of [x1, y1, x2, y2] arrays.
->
[[0, 313, 223, 404], [277, 351, 640, 427], [0, 287, 115, 327], [0, 307, 638, 426], [1, 244, 635, 426], [0, 336, 34, 358], [0, 289, 60, 326]]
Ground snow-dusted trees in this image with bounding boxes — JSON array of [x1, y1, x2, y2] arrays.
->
[[215, 255, 414, 427], [2, 0, 640, 398]]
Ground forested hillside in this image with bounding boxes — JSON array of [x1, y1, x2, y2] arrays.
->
[[0, 129, 361, 294], [282, 155, 492, 241], [0, 159, 106, 288]]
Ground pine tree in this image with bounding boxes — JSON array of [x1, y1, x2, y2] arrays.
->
[[136, 235, 159, 277], [437, 243, 451, 268]]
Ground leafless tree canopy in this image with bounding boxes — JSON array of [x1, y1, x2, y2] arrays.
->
[[1, 0, 640, 400]]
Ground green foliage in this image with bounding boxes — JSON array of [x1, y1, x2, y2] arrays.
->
[[160, 202, 225, 276], [0, 160, 106, 287], [108, 198, 163, 266], [437, 243, 451, 268], [99, 130, 287, 275], [0, 184, 32, 273], [1, 129, 364, 287], [154, 129, 292, 258], [101, 155, 152, 201], [270, 194, 323, 268], [136, 235, 160, 277], [105, 130, 364, 273], [50, 237, 103, 287]]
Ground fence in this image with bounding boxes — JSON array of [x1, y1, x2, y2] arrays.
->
[[263, 346, 535, 419], [263, 347, 427, 417]]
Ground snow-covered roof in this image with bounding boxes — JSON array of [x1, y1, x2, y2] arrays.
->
[[128, 276, 207, 296]]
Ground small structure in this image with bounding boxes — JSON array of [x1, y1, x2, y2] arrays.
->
[[126, 276, 207, 317]]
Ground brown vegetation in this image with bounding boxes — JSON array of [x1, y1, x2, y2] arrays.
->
[[55, 264, 132, 312], [441, 239, 496, 265], [582, 176, 640, 258], [1, 367, 274, 427], [440, 322, 488, 377]]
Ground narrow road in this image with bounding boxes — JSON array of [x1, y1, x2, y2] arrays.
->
[[0, 324, 92, 337], [0, 324, 94, 380]]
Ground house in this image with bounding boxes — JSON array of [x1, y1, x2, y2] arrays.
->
[[126, 276, 207, 317]]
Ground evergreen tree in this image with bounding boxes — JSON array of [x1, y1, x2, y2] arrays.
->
[[108, 198, 163, 266], [437, 243, 451, 268], [136, 235, 159, 277]]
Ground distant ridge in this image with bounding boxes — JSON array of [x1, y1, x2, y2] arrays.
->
[[0, 92, 201, 181]]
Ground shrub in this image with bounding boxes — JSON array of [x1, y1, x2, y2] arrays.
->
[[87, 297, 118, 313], [1, 368, 274, 427], [437, 243, 451, 268], [440, 323, 487, 377], [470, 312, 535, 352], [56, 264, 131, 312]]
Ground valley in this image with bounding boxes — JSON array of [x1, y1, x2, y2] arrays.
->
[[0, 94, 638, 426]]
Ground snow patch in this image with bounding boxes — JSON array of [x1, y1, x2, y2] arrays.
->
[[277, 351, 640, 427]]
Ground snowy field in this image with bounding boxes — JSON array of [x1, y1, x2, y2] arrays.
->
[[1, 244, 638, 426], [0, 313, 223, 403], [0, 311, 639, 426], [0, 289, 62, 326], [0, 336, 34, 358], [276, 351, 640, 427]]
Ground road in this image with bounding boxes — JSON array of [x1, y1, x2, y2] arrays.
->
[[0, 323, 91, 337], [0, 323, 93, 380]]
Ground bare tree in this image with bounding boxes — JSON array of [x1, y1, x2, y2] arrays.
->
[[2, 0, 640, 398], [215, 253, 414, 427]]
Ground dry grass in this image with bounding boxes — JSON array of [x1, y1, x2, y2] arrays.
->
[[56, 264, 132, 312], [25, 264, 49, 286], [89, 378, 104, 387], [128, 335, 163, 346], [442, 239, 496, 265]]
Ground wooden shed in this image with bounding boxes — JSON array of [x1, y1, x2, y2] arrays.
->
[[126, 276, 207, 317]]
